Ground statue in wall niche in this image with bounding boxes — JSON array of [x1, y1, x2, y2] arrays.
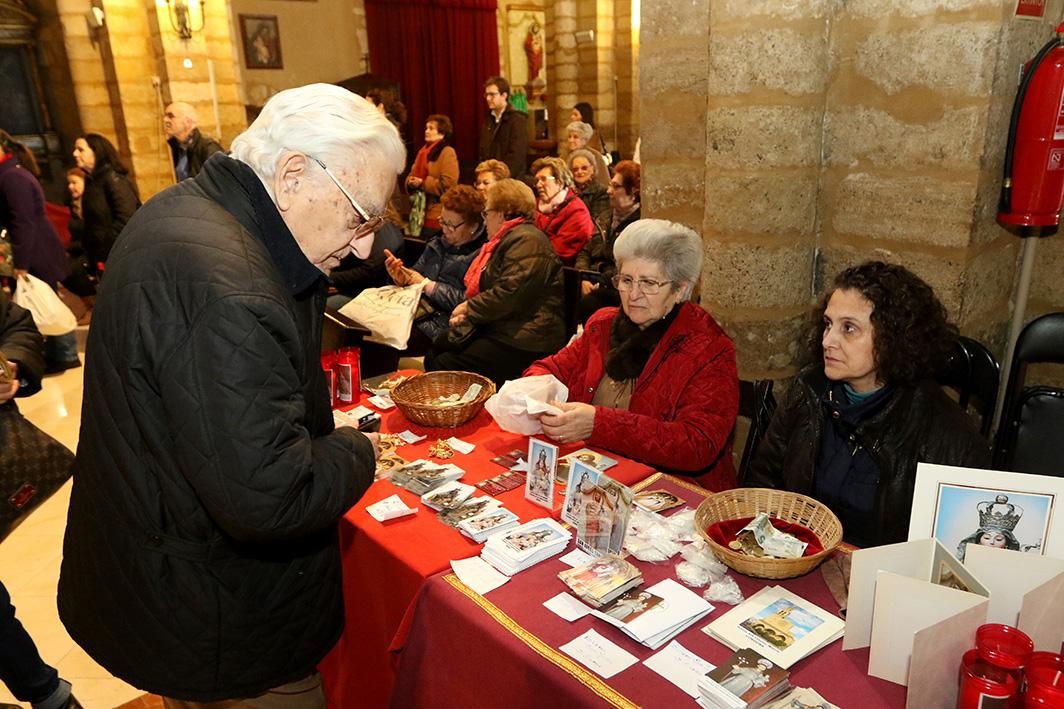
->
[[524, 20, 544, 81]]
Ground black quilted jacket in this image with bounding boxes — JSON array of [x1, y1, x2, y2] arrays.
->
[[58, 154, 375, 700], [746, 366, 990, 546]]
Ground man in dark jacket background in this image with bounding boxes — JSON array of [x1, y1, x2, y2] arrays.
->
[[164, 101, 224, 181], [59, 84, 404, 707], [478, 76, 528, 181]]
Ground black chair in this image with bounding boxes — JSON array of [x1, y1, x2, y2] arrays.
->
[[994, 312, 1064, 477], [937, 336, 1000, 438], [561, 266, 601, 336], [735, 379, 777, 484]]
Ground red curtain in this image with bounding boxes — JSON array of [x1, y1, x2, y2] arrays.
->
[[365, 0, 500, 167]]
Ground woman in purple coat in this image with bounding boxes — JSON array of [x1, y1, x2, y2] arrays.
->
[[0, 129, 80, 372]]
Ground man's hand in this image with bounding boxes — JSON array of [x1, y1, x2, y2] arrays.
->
[[364, 432, 381, 460], [0, 362, 19, 404], [539, 401, 595, 445], [449, 301, 469, 327]]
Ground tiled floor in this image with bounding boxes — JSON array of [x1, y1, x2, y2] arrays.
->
[[0, 343, 145, 708]]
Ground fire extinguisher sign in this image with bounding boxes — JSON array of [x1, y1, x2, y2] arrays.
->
[[1048, 148, 1064, 171], [1015, 0, 1046, 20]]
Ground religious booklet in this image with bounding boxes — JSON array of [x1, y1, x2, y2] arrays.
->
[[457, 507, 520, 543], [556, 447, 618, 485], [524, 437, 558, 510], [557, 554, 643, 607], [480, 517, 572, 575], [593, 578, 714, 650], [703, 586, 844, 669], [697, 648, 791, 709], [437, 496, 501, 528], [420, 481, 475, 511], [575, 471, 634, 557]]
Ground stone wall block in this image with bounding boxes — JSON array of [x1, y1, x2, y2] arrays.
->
[[709, 28, 829, 96], [1029, 237, 1064, 311], [818, 244, 966, 319], [702, 241, 813, 311], [959, 241, 1019, 329], [715, 312, 811, 377], [855, 22, 999, 96], [706, 105, 822, 169], [641, 93, 707, 160], [828, 172, 978, 248], [843, 0, 1003, 18], [640, 0, 709, 41], [712, 0, 834, 21], [641, 161, 705, 227], [704, 172, 818, 237], [824, 106, 984, 170], [639, 38, 708, 93]]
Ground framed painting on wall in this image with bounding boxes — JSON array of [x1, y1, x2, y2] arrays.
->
[[239, 14, 283, 70], [504, 5, 546, 91]]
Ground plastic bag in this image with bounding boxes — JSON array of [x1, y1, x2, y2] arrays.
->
[[676, 540, 728, 587], [484, 374, 569, 435], [338, 281, 426, 350], [704, 574, 744, 605], [13, 273, 77, 336], [624, 507, 684, 562], [664, 507, 700, 543]]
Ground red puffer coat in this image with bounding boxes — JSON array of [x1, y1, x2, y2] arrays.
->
[[525, 302, 740, 490], [534, 191, 594, 265]]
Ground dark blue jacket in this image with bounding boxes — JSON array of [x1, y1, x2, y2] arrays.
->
[[412, 227, 485, 340], [0, 156, 68, 285]]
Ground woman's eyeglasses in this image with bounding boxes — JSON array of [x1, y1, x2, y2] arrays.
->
[[612, 275, 672, 295], [440, 219, 466, 231]]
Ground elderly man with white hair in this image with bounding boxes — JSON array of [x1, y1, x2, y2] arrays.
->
[[58, 84, 404, 707], [163, 101, 224, 181]]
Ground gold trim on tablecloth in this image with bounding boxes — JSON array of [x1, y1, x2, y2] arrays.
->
[[630, 472, 711, 497], [443, 574, 639, 709]]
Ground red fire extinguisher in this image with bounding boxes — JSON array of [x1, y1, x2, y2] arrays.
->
[[998, 22, 1064, 234]]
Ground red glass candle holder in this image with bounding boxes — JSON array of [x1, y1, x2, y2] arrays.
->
[[959, 649, 1020, 709], [1024, 652, 1064, 708], [321, 351, 338, 408], [335, 346, 360, 404], [977, 624, 1035, 670]]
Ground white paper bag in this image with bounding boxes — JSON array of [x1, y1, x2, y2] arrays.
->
[[338, 281, 426, 350], [13, 273, 77, 336], [484, 374, 569, 435]]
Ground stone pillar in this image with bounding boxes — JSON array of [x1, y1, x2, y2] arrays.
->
[[552, 0, 579, 142], [641, 0, 1064, 381]]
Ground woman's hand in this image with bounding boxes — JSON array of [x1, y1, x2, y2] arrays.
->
[[580, 280, 597, 297], [449, 301, 469, 327], [539, 401, 595, 445], [383, 249, 409, 285], [0, 362, 19, 404], [407, 176, 423, 190]]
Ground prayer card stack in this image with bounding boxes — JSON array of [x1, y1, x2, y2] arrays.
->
[[696, 648, 791, 709], [389, 459, 465, 496], [558, 555, 643, 608], [420, 481, 475, 512], [481, 518, 572, 575], [591, 578, 714, 650], [457, 507, 520, 542]]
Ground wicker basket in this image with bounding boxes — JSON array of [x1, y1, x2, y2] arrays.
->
[[695, 488, 843, 580], [390, 371, 496, 429]]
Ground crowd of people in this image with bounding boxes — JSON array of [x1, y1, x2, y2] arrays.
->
[[0, 77, 1003, 707]]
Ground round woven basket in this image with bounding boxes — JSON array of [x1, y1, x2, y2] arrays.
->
[[390, 371, 496, 429], [695, 488, 843, 579]]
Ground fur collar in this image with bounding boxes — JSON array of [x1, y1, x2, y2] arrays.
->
[[605, 305, 681, 381]]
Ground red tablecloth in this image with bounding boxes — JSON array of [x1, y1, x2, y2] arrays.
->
[[391, 474, 908, 708], [318, 377, 656, 708]]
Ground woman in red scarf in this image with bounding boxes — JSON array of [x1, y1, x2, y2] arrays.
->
[[530, 157, 594, 266], [406, 114, 459, 232], [425, 179, 565, 386]]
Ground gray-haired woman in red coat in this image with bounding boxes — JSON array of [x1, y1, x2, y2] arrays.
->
[[524, 219, 740, 490]]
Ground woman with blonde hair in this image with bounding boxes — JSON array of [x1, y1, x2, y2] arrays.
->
[[530, 156, 594, 266]]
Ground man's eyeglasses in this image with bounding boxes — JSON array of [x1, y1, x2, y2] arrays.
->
[[440, 219, 466, 231], [310, 157, 384, 239], [612, 275, 673, 295]]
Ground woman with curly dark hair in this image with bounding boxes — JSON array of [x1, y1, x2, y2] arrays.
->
[[73, 133, 140, 274], [746, 261, 989, 547]]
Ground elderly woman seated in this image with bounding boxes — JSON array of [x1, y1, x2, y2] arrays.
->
[[746, 261, 990, 547], [383, 185, 487, 343], [569, 149, 610, 225], [566, 121, 609, 186], [531, 157, 594, 266], [474, 159, 510, 195], [425, 179, 565, 386], [524, 219, 739, 490]]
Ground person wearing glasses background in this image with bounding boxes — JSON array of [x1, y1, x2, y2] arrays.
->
[[382, 185, 487, 344], [478, 76, 528, 180], [426, 178, 564, 386], [524, 219, 740, 491], [57, 84, 404, 708], [530, 156, 594, 266]]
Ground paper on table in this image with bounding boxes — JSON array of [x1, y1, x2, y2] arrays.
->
[[543, 592, 592, 622], [559, 548, 595, 568], [398, 430, 427, 444], [643, 640, 716, 698], [447, 437, 476, 455], [367, 394, 395, 410], [365, 494, 417, 522], [333, 405, 376, 427], [511, 458, 529, 472], [450, 557, 510, 595], [559, 629, 639, 679]]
